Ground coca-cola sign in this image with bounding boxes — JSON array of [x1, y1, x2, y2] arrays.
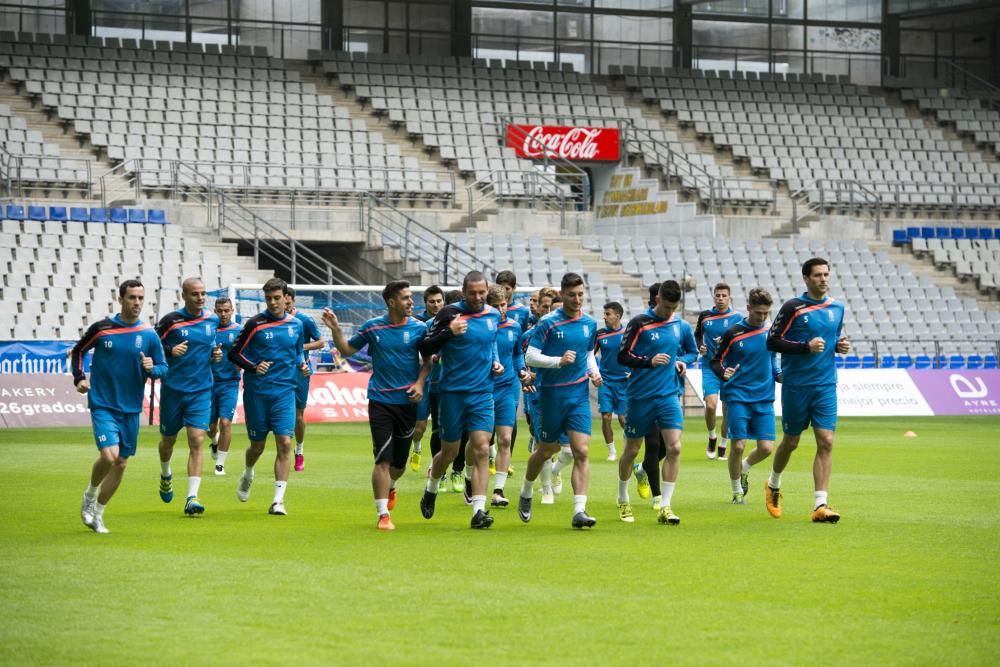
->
[[506, 125, 621, 161]]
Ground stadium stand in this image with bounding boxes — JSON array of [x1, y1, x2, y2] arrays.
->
[[903, 87, 1000, 155], [0, 102, 91, 188]]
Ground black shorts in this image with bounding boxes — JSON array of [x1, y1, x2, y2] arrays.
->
[[370, 400, 417, 469]]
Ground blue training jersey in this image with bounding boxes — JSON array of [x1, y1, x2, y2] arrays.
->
[[212, 321, 242, 385], [711, 317, 781, 403], [155, 308, 219, 393], [618, 308, 698, 401], [519, 326, 541, 407], [494, 317, 522, 387], [349, 315, 427, 405], [292, 309, 323, 371], [695, 307, 742, 365], [506, 302, 531, 332], [419, 300, 501, 394], [528, 308, 598, 396], [767, 294, 845, 388], [72, 315, 167, 413], [228, 311, 305, 397], [594, 326, 628, 382]]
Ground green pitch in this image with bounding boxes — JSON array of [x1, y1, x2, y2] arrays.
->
[[1, 417, 998, 665]]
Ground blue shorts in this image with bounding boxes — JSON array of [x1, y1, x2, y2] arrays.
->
[[439, 390, 494, 442], [726, 400, 776, 441], [91, 408, 140, 458], [159, 384, 211, 436], [598, 378, 628, 415], [624, 393, 683, 439], [702, 368, 722, 397], [493, 381, 519, 429], [244, 388, 296, 441], [781, 384, 837, 436], [538, 388, 591, 441], [416, 389, 431, 422], [210, 382, 240, 424], [295, 374, 310, 411]]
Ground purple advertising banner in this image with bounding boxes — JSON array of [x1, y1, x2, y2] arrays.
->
[[0, 374, 91, 428], [906, 370, 1000, 416]]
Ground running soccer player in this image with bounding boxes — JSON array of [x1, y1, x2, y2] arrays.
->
[[155, 277, 221, 516], [615, 280, 697, 525], [75, 280, 167, 534], [522, 287, 556, 454], [227, 278, 310, 516], [425, 289, 465, 494], [322, 281, 430, 531], [418, 271, 503, 529], [766, 258, 848, 523], [490, 270, 527, 475], [410, 284, 444, 472], [527, 289, 541, 328], [518, 272, 602, 529], [695, 282, 741, 460], [595, 301, 628, 462], [285, 286, 325, 472], [710, 288, 782, 504], [208, 297, 241, 476]]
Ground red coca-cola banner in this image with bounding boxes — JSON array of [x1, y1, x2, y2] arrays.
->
[[506, 124, 621, 161]]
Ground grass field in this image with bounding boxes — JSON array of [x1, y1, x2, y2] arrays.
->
[[1, 416, 998, 665]]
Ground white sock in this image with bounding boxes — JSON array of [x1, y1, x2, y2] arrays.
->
[[464, 464, 473, 481], [607, 441, 616, 453], [540, 459, 553, 488], [768, 469, 782, 489], [295, 441, 304, 456], [427, 475, 443, 494], [520, 477, 534, 499], [390, 478, 398, 490], [95, 502, 106, 518], [741, 458, 751, 475], [552, 448, 573, 475], [573, 495, 587, 514], [731, 478, 743, 494], [187, 476, 201, 499], [243, 465, 255, 481], [494, 471, 508, 491], [211, 434, 219, 446], [375, 498, 389, 517], [489, 444, 497, 459], [160, 460, 171, 477], [85, 484, 99, 500], [617, 479, 630, 504], [217, 450, 229, 466], [814, 490, 828, 509], [721, 438, 728, 449], [414, 439, 422, 453], [708, 429, 716, 439], [472, 495, 486, 513], [661, 481, 676, 506], [273, 480, 287, 504]]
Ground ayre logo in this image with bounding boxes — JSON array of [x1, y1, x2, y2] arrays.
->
[[950, 374, 988, 399]]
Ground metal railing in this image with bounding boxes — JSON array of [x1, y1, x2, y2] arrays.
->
[[0, 149, 96, 200]]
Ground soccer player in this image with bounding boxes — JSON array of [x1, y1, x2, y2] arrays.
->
[[527, 289, 540, 328], [418, 271, 503, 529], [522, 287, 556, 454], [710, 288, 782, 504], [695, 282, 741, 460], [615, 280, 697, 525], [517, 272, 602, 529], [490, 270, 527, 475], [285, 286, 325, 472], [766, 258, 848, 523], [595, 301, 628, 462], [208, 297, 241, 476], [322, 281, 430, 531], [425, 289, 464, 493], [155, 277, 221, 516], [227, 278, 310, 516], [410, 284, 444, 472], [75, 280, 167, 534]]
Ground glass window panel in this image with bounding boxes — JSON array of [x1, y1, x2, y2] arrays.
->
[[776, 0, 805, 19], [694, 20, 768, 50], [593, 0, 674, 8], [807, 0, 880, 23], [693, 1, 769, 18], [807, 26, 881, 53], [558, 12, 590, 40], [345, 0, 386, 29], [411, 3, 452, 32], [473, 7, 553, 40], [900, 29, 934, 55], [344, 26, 385, 53], [772, 23, 804, 50], [596, 15, 671, 43]]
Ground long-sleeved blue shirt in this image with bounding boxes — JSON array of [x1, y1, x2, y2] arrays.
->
[[494, 317, 523, 388], [527, 308, 598, 396], [505, 302, 531, 332], [212, 321, 242, 385], [695, 307, 742, 366], [711, 317, 781, 403], [594, 325, 628, 382], [228, 311, 305, 397], [767, 294, 845, 388], [618, 308, 698, 400], [419, 300, 500, 394], [155, 308, 219, 393], [348, 315, 427, 405], [72, 315, 167, 413], [292, 309, 323, 370]]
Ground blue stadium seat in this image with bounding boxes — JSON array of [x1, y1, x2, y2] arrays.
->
[[967, 355, 983, 369], [89, 208, 108, 223], [906, 226, 920, 240], [920, 227, 934, 239], [935, 226, 949, 239], [6, 204, 25, 220], [70, 207, 89, 222], [148, 209, 166, 224], [914, 355, 932, 369], [891, 229, 907, 246], [951, 227, 965, 239], [979, 228, 994, 240], [933, 355, 948, 369], [49, 206, 67, 222], [127, 208, 147, 223], [843, 355, 860, 369], [835, 356, 844, 369], [985, 355, 998, 369], [948, 355, 965, 369], [861, 355, 876, 369], [28, 205, 47, 221], [896, 355, 913, 369], [109, 208, 127, 223], [880, 355, 896, 368], [965, 228, 980, 240]]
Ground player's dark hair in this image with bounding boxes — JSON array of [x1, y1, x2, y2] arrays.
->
[[647, 282, 661, 307], [463, 270, 488, 290], [713, 282, 730, 294], [802, 257, 830, 277], [119, 279, 143, 298], [214, 296, 232, 307], [424, 284, 444, 300], [263, 277, 287, 294], [603, 301, 624, 317], [560, 272, 584, 291], [495, 270, 517, 289], [551, 294, 563, 305], [538, 287, 557, 301], [445, 289, 463, 304], [382, 280, 410, 304], [748, 288, 773, 307], [659, 279, 682, 304], [284, 285, 296, 298]]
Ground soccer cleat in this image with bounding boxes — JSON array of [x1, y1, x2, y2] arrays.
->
[[657, 506, 681, 525], [507, 465, 515, 476], [214, 464, 225, 476], [463, 477, 472, 506], [420, 490, 437, 519], [718, 445, 727, 461], [706, 437, 718, 459], [237, 474, 253, 502], [552, 472, 563, 496], [210, 443, 218, 461], [634, 464, 651, 500], [732, 492, 746, 505], [437, 476, 449, 494], [268, 502, 287, 516], [409, 449, 421, 472], [158, 474, 173, 503], [652, 495, 662, 511], [740, 471, 749, 495], [540, 488, 555, 505], [471, 509, 494, 529], [811, 505, 841, 524], [517, 495, 532, 523], [184, 496, 205, 516], [491, 491, 509, 508], [765, 485, 782, 519], [617, 502, 635, 523], [572, 511, 597, 529], [607, 453, 617, 462], [80, 494, 96, 528], [89, 515, 109, 534], [377, 513, 395, 531], [489, 457, 496, 476], [388, 488, 397, 511], [294, 454, 304, 472], [450, 471, 464, 493]]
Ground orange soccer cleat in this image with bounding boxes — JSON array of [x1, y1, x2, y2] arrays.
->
[[377, 514, 396, 531], [765, 485, 782, 519]]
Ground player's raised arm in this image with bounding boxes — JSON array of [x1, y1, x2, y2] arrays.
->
[[616, 316, 653, 368], [766, 302, 810, 354], [322, 307, 361, 357]]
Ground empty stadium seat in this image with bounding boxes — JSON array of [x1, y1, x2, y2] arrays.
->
[[89, 208, 108, 222], [127, 208, 147, 223], [49, 206, 67, 222], [148, 209, 167, 224], [6, 205, 25, 220], [70, 207, 88, 222], [109, 208, 127, 223]]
